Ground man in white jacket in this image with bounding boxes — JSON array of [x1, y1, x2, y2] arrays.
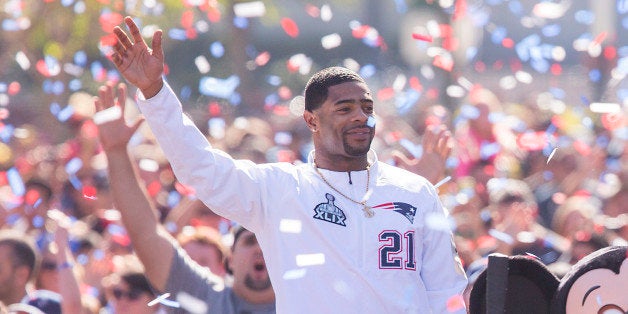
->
[[108, 16, 467, 313]]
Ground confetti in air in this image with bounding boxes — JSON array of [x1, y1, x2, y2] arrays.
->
[[546, 147, 558, 164], [148, 293, 180, 308]]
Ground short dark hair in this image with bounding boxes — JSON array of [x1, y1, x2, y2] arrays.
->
[[121, 272, 155, 296], [304, 67, 366, 112], [0, 231, 38, 280]]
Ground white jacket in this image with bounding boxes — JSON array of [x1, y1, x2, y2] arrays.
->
[[137, 81, 467, 313]]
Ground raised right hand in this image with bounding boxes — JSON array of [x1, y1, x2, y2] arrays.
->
[[112, 16, 164, 98]]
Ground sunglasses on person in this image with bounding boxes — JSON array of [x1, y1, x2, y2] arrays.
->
[[112, 288, 144, 301], [41, 261, 57, 271]]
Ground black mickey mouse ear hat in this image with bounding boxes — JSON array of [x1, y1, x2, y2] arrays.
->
[[469, 253, 560, 314]]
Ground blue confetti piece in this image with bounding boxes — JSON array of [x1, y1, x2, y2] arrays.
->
[[32, 215, 45, 228], [0, 124, 14, 143], [394, 0, 407, 13], [617, 89, 628, 101], [107, 224, 126, 236], [394, 89, 420, 115], [65, 157, 83, 175], [69, 174, 83, 190], [229, 92, 242, 105], [210, 41, 225, 58], [549, 87, 565, 99], [50, 102, 61, 116], [580, 95, 590, 105], [508, 0, 523, 16], [574, 10, 595, 25], [233, 16, 249, 29], [168, 28, 188, 41], [199, 75, 240, 99], [623, 16, 628, 30], [588, 69, 601, 82], [68, 79, 82, 91], [359, 64, 376, 78], [52, 80, 65, 95], [491, 26, 507, 45], [265, 93, 279, 106], [92, 249, 105, 260], [266, 75, 281, 86], [90, 61, 103, 79], [399, 138, 423, 159], [167, 190, 181, 208], [460, 104, 480, 119], [7, 167, 25, 197], [466, 46, 478, 61], [76, 254, 89, 265], [541, 24, 561, 37], [61, 0, 73, 7], [479, 142, 501, 160], [619, 0, 628, 14], [56, 105, 74, 122], [2, 19, 20, 31], [180, 86, 192, 102], [6, 214, 21, 226], [74, 50, 87, 67], [531, 58, 550, 73]]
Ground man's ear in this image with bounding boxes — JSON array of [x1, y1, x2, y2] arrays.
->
[[303, 110, 318, 133]]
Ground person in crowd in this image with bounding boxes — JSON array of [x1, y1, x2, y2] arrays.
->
[[486, 178, 570, 265], [106, 16, 466, 313], [176, 225, 228, 277], [93, 83, 275, 313], [101, 256, 162, 314]]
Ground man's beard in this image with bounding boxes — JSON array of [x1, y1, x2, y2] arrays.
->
[[244, 274, 272, 291], [343, 133, 374, 156]]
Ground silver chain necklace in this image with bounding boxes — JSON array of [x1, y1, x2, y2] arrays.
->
[[313, 162, 374, 218]]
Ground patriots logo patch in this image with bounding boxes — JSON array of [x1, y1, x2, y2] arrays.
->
[[372, 202, 417, 223], [313, 193, 347, 227]]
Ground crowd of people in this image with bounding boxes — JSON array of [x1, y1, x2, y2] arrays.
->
[[0, 16, 626, 314]]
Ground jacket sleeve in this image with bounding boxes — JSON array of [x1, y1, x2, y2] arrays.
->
[[420, 185, 468, 313], [136, 81, 266, 233]]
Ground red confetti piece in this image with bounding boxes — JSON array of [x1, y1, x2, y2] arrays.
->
[[81, 120, 99, 139], [550, 63, 562, 75], [573, 140, 591, 156], [35, 60, 51, 77], [181, 10, 194, 29], [446, 294, 466, 312], [352, 25, 370, 39], [377, 87, 395, 101], [601, 113, 625, 130], [82, 185, 97, 200], [278, 86, 292, 100], [25, 189, 41, 206], [272, 105, 290, 116], [174, 182, 196, 196], [186, 28, 198, 40], [433, 55, 454, 72], [409, 76, 423, 91], [593, 31, 608, 46], [453, 0, 467, 21], [98, 12, 124, 33], [255, 51, 271, 66], [516, 131, 549, 151], [305, 4, 320, 18], [603, 46, 617, 60], [411, 33, 433, 42], [281, 18, 299, 38], [0, 108, 9, 120], [8, 82, 21, 95], [208, 102, 221, 116], [147, 181, 161, 197], [502, 37, 514, 48]]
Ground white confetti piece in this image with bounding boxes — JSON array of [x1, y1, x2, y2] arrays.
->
[[176, 292, 208, 314], [366, 116, 376, 128], [233, 1, 266, 18], [283, 268, 307, 280], [92, 105, 121, 125], [279, 219, 302, 233], [139, 158, 160, 172], [15, 51, 31, 70], [547, 147, 558, 164], [489, 229, 514, 245], [148, 293, 171, 307], [434, 176, 452, 189], [589, 102, 621, 113], [194, 55, 210, 74], [321, 33, 342, 50], [296, 253, 325, 267]]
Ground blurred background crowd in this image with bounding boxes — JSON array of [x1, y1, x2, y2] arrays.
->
[[0, 0, 626, 312]]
